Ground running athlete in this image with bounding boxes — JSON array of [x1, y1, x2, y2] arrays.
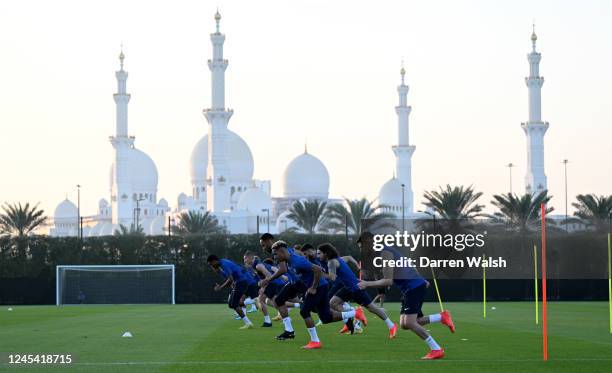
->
[[356, 232, 455, 360], [207, 255, 257, 329]]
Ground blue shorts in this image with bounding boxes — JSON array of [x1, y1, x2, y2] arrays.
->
[[275, 282, 307, 307], [400, 283, 426, 316], [334, 286, 372, 307], [228, 280, 248, 309], [300, 283, 333, 323], [263, 282, 281, 299]]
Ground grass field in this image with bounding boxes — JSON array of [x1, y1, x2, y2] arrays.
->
[[1, 302, 611, 372]]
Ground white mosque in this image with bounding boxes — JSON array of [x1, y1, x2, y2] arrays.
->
[[50, 12, 547, 236]]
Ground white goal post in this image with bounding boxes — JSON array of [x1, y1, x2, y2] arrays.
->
[[56, 265, 175, 305]]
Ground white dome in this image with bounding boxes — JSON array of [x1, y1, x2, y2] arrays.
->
[[158, 198, 169, 208], [89, 222, 103, 237], [190, 130, 254, 185], [379, 177, 403, 207], [98, 198, 109, 208], [237, 187, 272, 213], [54, 199, 78, 219], [109, 148, 158, 192], [282, 151, 329, 199], [149, 216, 166, 235], [98, 222, 115, 236]]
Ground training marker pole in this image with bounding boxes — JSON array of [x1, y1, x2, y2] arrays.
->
[[534, 244, 539, 325], [430, 268, 444, 312], [541, 203, 548, 361], [608, 233, 611, 334], [483, 254, 486, 319]]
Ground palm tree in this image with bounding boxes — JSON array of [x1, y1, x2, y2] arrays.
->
[[114, 223, 145, 236], [287, 200, 329, 234], [423, 185, 485, 220], [172, 210, 225, 236], [572, 194, 612, 232], [324, 197, 394, 234], [490, 191, 553, 233], [0, 202, 47, 237]]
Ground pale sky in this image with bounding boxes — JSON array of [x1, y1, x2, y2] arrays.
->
[[0, 0, 610, 218]]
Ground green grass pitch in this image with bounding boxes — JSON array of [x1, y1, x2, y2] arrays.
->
[[1, 302, 611, 372]]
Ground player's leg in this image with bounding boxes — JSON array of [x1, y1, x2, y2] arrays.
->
[[330, 288, 363, 333], [231, 281, 253, 329], [274, 283, 299, 340], [417, 310, 455, 333], [356, 289, 397, 337], [398, 285, 444, 360]]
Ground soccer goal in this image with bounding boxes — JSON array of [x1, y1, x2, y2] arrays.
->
[[56, 265, 175, 305]]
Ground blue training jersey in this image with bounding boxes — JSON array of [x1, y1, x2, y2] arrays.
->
[[252, 258, 285, 285], [288, 251, 328, 288], [381, 246, 426, 293], [333, 257, 360, 291], [219, 259, 254, 284]]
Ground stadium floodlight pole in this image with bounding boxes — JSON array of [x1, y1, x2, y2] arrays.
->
[[507, 163, 514, 194], [135, 197, 146, 232], [563, 159, 569, 233]]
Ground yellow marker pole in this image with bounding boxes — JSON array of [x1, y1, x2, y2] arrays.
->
[[534, 244, 539, 325], [483, 254, 487, 319], [430, 268, 444, 312], [608, 233, 611, 334]]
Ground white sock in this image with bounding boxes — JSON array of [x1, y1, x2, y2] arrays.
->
[[384, 317, 394, 329], [354, 320, 362, 330], [307, 327, 320, 342], [264, 315, 271, 323], [244, 297, 255, 305], [294, 303, 301, 308], [425, 335, 441, 350], [242, 316, 252, 325], [342, 302, 353, 311], [429, 313, 442, 323], [341, 310, 356, 322], [242, 307, 247, 315], [283, 317, 294, 332]]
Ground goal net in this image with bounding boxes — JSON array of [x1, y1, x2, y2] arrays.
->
[[56, 265, 175, 305]]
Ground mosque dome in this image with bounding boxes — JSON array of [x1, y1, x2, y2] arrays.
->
[[54, 199, 78, 220], [237, 186, 271, 213], [378, 177, 403, 208], [158, 198, 169, 208], [190, 130, 254, 185], [109, 148, 158, 192], [149, 216, 166, 235], [282, 150, 329, 199]]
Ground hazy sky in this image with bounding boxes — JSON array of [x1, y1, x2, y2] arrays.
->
[[0, 0, 610, 218]]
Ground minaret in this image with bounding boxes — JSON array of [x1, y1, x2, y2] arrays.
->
[[521, 25, 549, 195], [110, 48, 135, 226], [204, 10, 233, 213], [392, 65, 416, 213]]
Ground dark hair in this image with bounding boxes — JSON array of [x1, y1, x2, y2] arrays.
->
[[243, 251, 255, 257], [271, 240, 288, 251], [294, 244, 302, 251], [300, 243, 314, 252], [206, 254, 219, 263], [317, 243, 339, 259], [260, 233, 274, 241], [357, 231, 374, 243]]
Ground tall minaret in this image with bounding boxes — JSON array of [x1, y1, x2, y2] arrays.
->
[[110, 48, 135, 226], [392, 65, 416, 213], [521, 25, 549, 195], [204, 10, 233, 213]]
